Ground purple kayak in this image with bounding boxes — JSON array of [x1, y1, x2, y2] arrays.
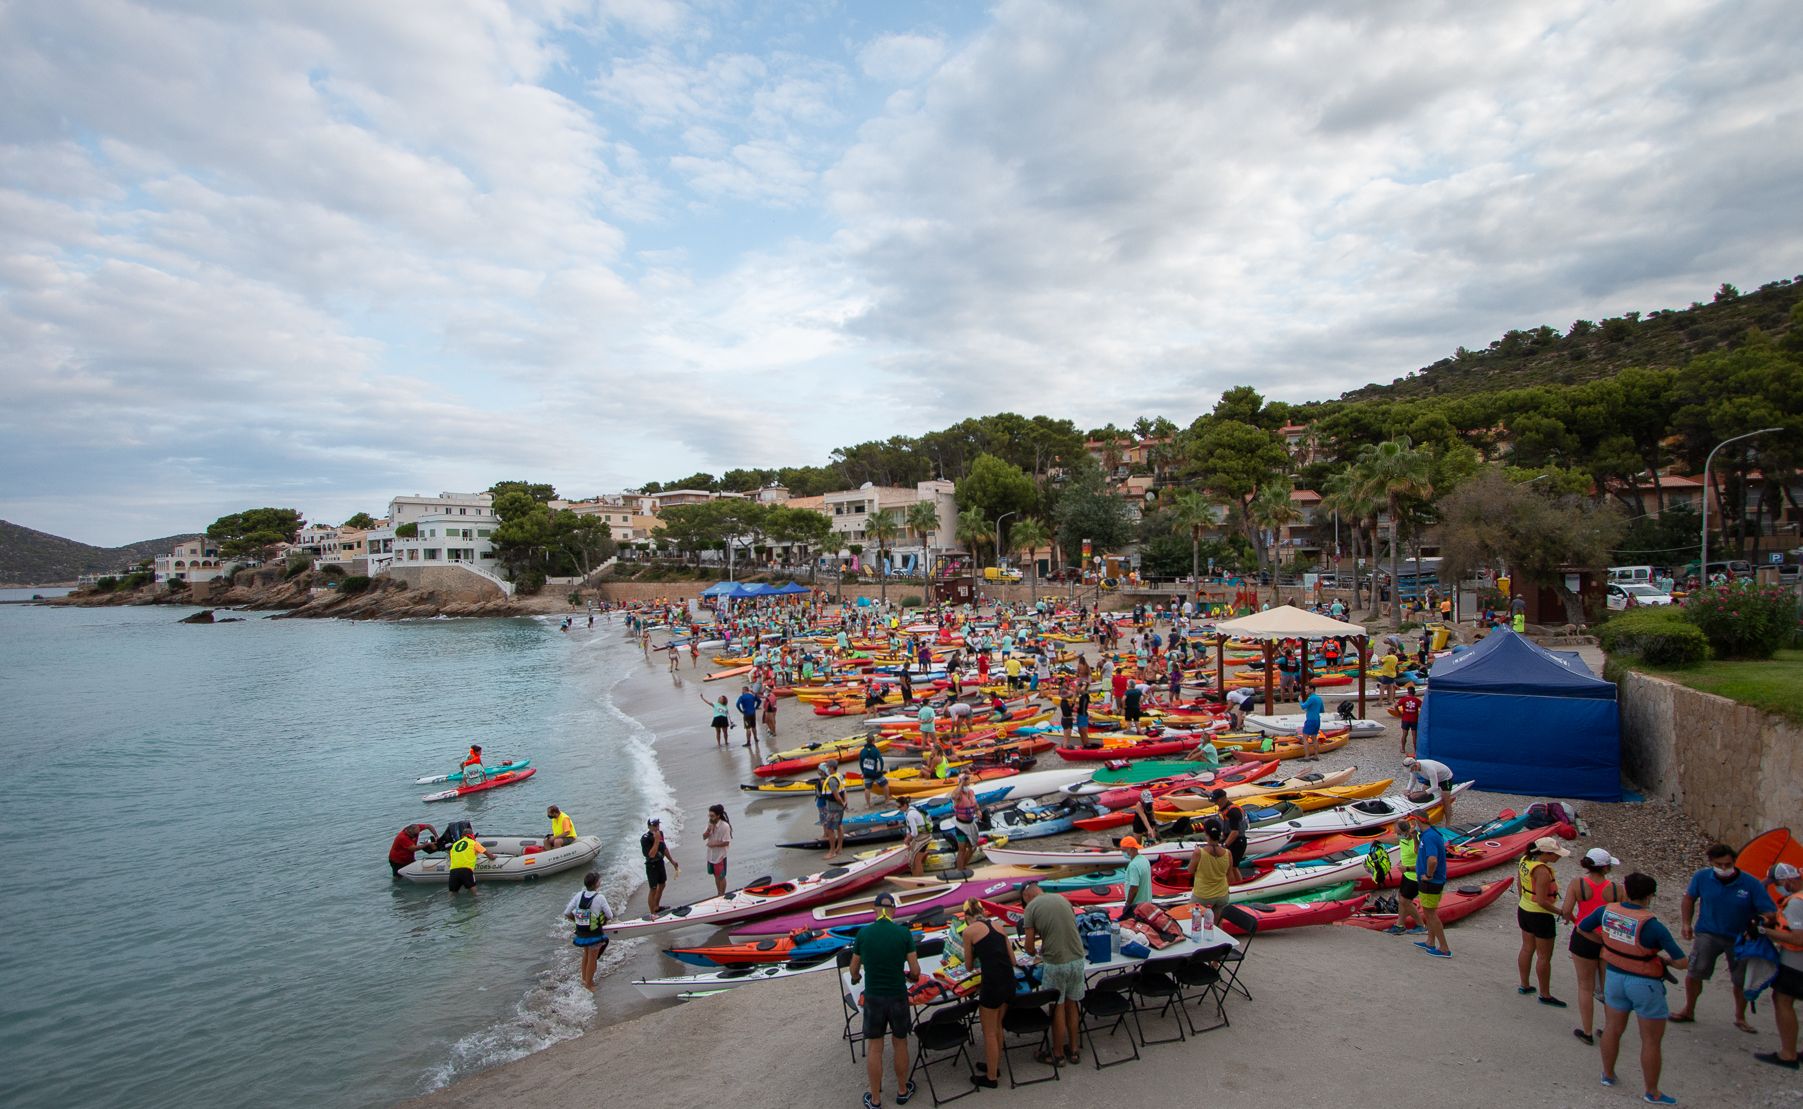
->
[[728, 877, 1019, 939]]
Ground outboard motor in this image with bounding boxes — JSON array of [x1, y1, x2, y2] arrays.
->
[[1336, 700, 1357, 724], [440, 820, 474, 846]]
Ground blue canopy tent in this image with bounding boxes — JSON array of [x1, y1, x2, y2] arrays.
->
[[1419, 630, 1621, 801], [700, 581, 749, 598], [774, 582, 810, 595]]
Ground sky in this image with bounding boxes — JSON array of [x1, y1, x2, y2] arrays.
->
[[2, 0, 1801, 546]]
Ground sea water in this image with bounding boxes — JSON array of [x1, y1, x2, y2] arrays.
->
[[0, 603, 674, 1108]]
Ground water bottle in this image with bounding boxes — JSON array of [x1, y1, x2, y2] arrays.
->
[[1202, 905, 1216, 934], [1189, 904, 1203, 935], [1109, 922, 1122, 956]]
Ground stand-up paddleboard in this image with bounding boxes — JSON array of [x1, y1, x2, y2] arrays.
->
[[420, 767, 536, 802]]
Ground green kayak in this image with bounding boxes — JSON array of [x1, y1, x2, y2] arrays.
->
[[1091, 758, 1214, 784]]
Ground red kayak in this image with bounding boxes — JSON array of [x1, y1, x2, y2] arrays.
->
[[1056, 737, 1201, 762], [1339, 877, 1512, 929], [420, 767, 536, 803]]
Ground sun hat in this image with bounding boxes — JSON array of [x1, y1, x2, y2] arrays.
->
[[1532, 836, 1571, 858], [1583, 848, 1621, 867], [1120, 836, 1142, 850]]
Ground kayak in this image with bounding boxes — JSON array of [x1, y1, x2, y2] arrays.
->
[[1157, 766, 1357, 809], [1062, 854, 1372, 907], [1153, 780, 1394, 821], [969, 798, 1105, 842], [729, 877, 1018, 938], [1274, 785, 1471, 838], [1339, 877, 1512, 929], [1225, 733, 1352, 762], [1055, 737, 1202, 762], [704, 665, 755, 682], [604, 845, 913, 938], [755, 741, 893, 779], [668, 920, 946, 968], [632, 955, 841, 1000], [1246, 714, 1387, 737], [414, 758, 531, 785], [981, 827, 1296, 869], [836, 786, 1015, 835], [420, 767, 537, 803], [395, 834, 601, 883]]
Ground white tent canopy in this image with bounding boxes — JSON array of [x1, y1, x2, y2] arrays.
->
[[1211, 604, 1366, 639]]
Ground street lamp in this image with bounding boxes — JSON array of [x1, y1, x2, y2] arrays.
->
[[1700, 427, 1782, 582], [994, 511, 1017, 572]]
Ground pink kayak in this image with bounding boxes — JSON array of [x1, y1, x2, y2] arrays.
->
[[729, 876, 1020, 938]]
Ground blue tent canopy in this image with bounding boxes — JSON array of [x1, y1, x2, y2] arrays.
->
[[1419, 630, 1621, 801], [737, 582, 779, 597], [774, 582, 810, 595], [700, 581, 750, 598]]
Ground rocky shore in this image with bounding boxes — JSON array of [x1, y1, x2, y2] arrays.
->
[[47, 568, 576, 620]]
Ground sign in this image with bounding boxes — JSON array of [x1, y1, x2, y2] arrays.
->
[[1772, 553, 1784, 564], [1081, 538, 1092, 559]]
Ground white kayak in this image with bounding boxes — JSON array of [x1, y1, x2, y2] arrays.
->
[[603, 844, 912, 938], [985, 767, 1098, 801], [1247, 713, 1387, 737], [982, 827, 1296, 869], [395, 835, 601, 883], [634, 947, 950, 1001], [1279, 784, 1472, 838]]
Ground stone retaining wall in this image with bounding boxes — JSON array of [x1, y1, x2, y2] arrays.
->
[[384, 564, 508, 602], [1618, 669, 1803, 845]]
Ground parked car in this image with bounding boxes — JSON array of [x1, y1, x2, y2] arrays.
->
[[1606, 583, 1674, 611]]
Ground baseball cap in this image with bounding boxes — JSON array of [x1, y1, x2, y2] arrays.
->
[[1532, 836, 1571, 858], [1140, 789, 1154, 803], [1583, 848, 1621, 867], [647, 817, 661, 826], [1120, 836, 1142, 850], [1775, 862, 1801, 880], [873, 891, 897, 908]]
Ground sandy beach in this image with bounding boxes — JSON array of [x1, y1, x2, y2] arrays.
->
[[417, 619, 1800, 1108]]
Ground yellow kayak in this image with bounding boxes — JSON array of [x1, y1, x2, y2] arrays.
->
[[1154, 778, 1391, 820]]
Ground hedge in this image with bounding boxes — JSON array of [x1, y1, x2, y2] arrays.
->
[[1599, 607, 1709, 667]]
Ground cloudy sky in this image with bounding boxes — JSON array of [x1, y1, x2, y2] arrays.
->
[[3, 0, 1800, 544]]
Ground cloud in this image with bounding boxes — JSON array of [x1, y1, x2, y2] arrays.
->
[[857, 32, 946, 83]]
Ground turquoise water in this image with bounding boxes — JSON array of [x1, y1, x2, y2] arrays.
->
[[0, 603, 672, 1108]]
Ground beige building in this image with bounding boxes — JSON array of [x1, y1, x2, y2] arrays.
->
[[822, 481, 957, 571], [154, 538, 226, 584]]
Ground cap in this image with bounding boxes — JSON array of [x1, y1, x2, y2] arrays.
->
[[873, 891, 897, 908], [647, 817, 661, 826], [1209, 788, 1228, 802], [1120, 836, 1142, 850], [1532, 836, 1571, 858], [1401, 756, 1419, 768], [1139, 790, 1154, 803], [1775, 862, 1801, 880], [1583, 848, 1621, 868]]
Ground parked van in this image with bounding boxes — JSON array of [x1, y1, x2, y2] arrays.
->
[[1608, 565, 1654, 585]]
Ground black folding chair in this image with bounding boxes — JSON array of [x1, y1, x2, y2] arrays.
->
[[910, 999, 978, 1106], [834, 949, 867, 1062], [1173, 943, 1234, 1035], [999, 987, 1061, 1088], [1077, 972, 1141, 1069], [1218, 904, 1258, 1001], [1125, 956, 1187, 1045]]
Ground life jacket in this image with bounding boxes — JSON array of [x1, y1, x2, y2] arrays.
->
[[1363, 845, 1393, 886], [448, 836, 479, 870], [1517, 856, 1554, 914], [1598, 904, 1664, 977], [570, 890, 608, 932], [550, 812, 575, 840]]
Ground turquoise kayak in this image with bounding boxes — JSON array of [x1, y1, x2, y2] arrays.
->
[[413, 758, 531, 785]]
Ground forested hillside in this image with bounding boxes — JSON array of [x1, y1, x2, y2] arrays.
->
[[0, 521, 192, 584]]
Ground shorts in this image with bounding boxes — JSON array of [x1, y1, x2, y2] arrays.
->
[[1417, 882, 1446, 910], [920, 721, 936, 736], [1041, 958, 1088, 1003], [1603, 971, 1670, 1020], [741, 713, 757, 731], [862, 992, 913, 1039], [1401, 719, 1418, 733], [1688, 931, 1747, 988], [448, 867, 476, 892], [822, 806, 844, 832], [979, 977, 1017, 1009], [1569, 931, 1603, 960], [1398, 877, 1420, 900], [1775, 964, 1803, 1000], [1378, 676, 1395, 688], [1075, 714, 1090, 730], [1125, 707, 1141, 722], [1517, 907, 1557, 941], [706, 857, 728, 879], [645, 860, 668, 886], [711, 715, 728, 730], [954, 820, 980, 845], [573, 932, 609, 950]]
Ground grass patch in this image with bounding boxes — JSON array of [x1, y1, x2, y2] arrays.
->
[[1630, 649, 1803, 725]]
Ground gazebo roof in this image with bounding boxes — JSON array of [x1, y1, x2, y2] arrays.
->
[[1212, 604, 1366, 639]]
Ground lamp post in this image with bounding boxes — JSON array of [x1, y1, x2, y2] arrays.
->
[[994, 511, 1017, 573], [1701, 427, 1782, 583]]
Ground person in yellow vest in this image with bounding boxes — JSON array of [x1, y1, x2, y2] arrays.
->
[[546, 805, 576, 848], [446, 826, 488, 897], [1516, 836, 1570, 1006], [1511, 611, 1527, 633], [1757, 862, 1803, 1070], [1576, 872, 1688, 1104]]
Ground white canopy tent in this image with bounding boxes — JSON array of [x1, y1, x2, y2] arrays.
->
[[1209, 605, 1372, 717]]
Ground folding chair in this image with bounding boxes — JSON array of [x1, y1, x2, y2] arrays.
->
[[834, 949, 867, 1062], [1125, 956, 1187, 1045], [999, 987, 1062, 1088], [1217, 904, 1258, 1001], [909, 999, 979, 1106], [1172, 943, 1234, 1035], [1077, 972, 1141, 1069]]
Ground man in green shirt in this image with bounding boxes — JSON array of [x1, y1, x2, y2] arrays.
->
[[1121, 836, 1154, 910], [850, 891, 922, 1107], [1021, 884, 1086, 1064]]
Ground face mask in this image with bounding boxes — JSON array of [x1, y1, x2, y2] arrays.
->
[[1713, 866, 1735, 879]]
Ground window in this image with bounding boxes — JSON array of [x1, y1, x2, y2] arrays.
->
[[477, 529, 491, 538], [407, 549, 418, 560], [425, 549, 441, 560], [459, 508, 468, 515]]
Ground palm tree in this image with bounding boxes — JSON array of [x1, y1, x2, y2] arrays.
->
[[1008, 517, 1051, 605], [904, 500, 940, 582], [1356, 436, 1433, 629], [1249, 483, 1301, 602], [1320, 466, 1378, 609], [868, 511, 902, 606], [1169, 489, 1218, 585], [955, 506, 991, 570]]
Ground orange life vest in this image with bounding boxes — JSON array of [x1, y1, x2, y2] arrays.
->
[[1597, 903, 1664, 978]]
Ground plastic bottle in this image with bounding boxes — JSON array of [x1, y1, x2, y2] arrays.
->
[[1189, 904, 1203, 935], [1109, 922, 1122, 956], [1202, 905, 1216, 934]]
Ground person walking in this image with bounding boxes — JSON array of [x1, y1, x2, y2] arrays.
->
[[1297, 681, 1324, 760], [1395, 682, 1423, 756], [1757, 862, 1803, 1069], [702, 693, 730, 748], [1020, 883, 1085, 1066], [819, 760, 849, 861], [1668, 842, 1776, 1031], [641, 818, 679, 914], [1561, 847, 1625, 1045], [702, 804, 733, 897], [1379, 819, 1425, 936], [961, 900, 1017, 1087], [1516, 836, 1570, 1006], [1409, 812, 1453, 959], [1579, 872, 1688, 1105], [849, 891, 922, 1109], [563, 871, 613, 990]]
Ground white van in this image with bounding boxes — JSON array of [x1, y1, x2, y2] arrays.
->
[[1608, 565, 1654, 585]]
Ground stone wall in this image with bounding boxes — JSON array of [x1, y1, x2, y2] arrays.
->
[[1618, 669, 1803, 845], [591, 578, 1147, 610], [384, 564, 508, 602]]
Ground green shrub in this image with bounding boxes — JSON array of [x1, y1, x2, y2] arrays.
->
[[395, 522, 419, 538], [317, 562, 346, 578], [1600, 607, 1709, 666], [1682, 581, 1800, 659], [514, 568, 547, 596], [94, 576, 118, 593], [338, 575, 371, 595], [166, 577, 188, 592], [900, 594, 923, 608], [117, 570, 154, 592], [284, 552, 314, 579]]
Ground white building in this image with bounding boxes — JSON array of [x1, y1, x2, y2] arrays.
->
[[153, 538, 226, 584], [294, 525, 340, 558], [388, 492, 493, 526], [822, 481, 957, 570], [365, 508, 503, 576]]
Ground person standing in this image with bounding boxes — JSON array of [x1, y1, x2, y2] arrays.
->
[[951, 773, 982, 871], [735, 685, 760, 746], [856, 732, 889, 808], [820, 761, 849, 861], [702, 804, 733, 897], [1757, 862, 1803, 1069], [1188, 822, 1232, 920], [1120, 836, 1154, 913], [1579, 872, 1687, 1105], [1374, 649, 1399, 706], [850, 891, 922, 1109], [961, 900, 1017, 1087], [901, 797, 931, 878], [1297, 681, 1324, 761], [1561, 847, 1625, 1045], [702, 693, 731, 748], [1668, 842, 1776, 1030], [563, 871, 613, 990], [1516, 836, 1570, 1006], [1379, 819, 1425, 937], [445, 825, 487, 898], [641, 818, 679, 914], [1210, 789, 1250, 878], [1020, 883, 1085, 1065], [545, 805, 577, 848], [1395, 682, 1423, 756], [1410, 812, 1452, 958], [761, 689, 778, 739], [1122, 680, 1144, 734]]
